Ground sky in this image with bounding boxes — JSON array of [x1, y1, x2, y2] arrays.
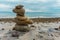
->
[[0, 0, 60, 17], [0, 0, 60, 12]]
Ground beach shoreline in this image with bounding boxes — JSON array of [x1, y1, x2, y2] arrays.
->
[[0, 18, 60, 22]]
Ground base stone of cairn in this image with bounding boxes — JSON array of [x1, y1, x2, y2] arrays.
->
[[13, 25, 30, 32], [13, 5, 33, 32]]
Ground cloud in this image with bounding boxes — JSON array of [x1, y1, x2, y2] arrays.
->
[[37, 0, 48, 2], [0, 4, 11, 9], [5, 0, 19, 2], [55, 0, 60, 7], [25, 8, 47, 12], [3, 0, 48, 3], [0, 4, 12, 12], [25, 9, 34, 12], [20, 0, 48, 3], [25, 9, 42, 12]]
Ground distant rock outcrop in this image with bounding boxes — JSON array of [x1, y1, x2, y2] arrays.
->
[[13, 5, 33, 32]]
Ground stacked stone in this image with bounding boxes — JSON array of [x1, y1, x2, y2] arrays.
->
[[13, 5, 33, 32]]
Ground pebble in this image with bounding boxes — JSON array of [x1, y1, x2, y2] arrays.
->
[[2, 28, 5, 30]]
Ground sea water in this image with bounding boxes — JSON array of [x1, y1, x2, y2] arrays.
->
[[0, 12, 60, 18]]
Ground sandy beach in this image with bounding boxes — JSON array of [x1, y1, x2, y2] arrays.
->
[[0, 18, 60, 40]]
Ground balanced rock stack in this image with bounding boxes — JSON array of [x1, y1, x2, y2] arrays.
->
[[13, 5, 33, 32]]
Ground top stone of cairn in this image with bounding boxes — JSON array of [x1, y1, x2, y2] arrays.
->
[[13, 5, 25, 16]]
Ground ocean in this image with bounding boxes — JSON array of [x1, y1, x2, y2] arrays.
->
[[0, 12, 60, 18]]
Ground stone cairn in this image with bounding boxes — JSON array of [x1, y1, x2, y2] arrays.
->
[[13, 5, 33, 32]]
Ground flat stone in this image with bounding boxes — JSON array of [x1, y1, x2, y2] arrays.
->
[[13, 25, 30, 32]]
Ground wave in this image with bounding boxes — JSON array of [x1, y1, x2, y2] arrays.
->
[[0, 16, 60, 19]]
